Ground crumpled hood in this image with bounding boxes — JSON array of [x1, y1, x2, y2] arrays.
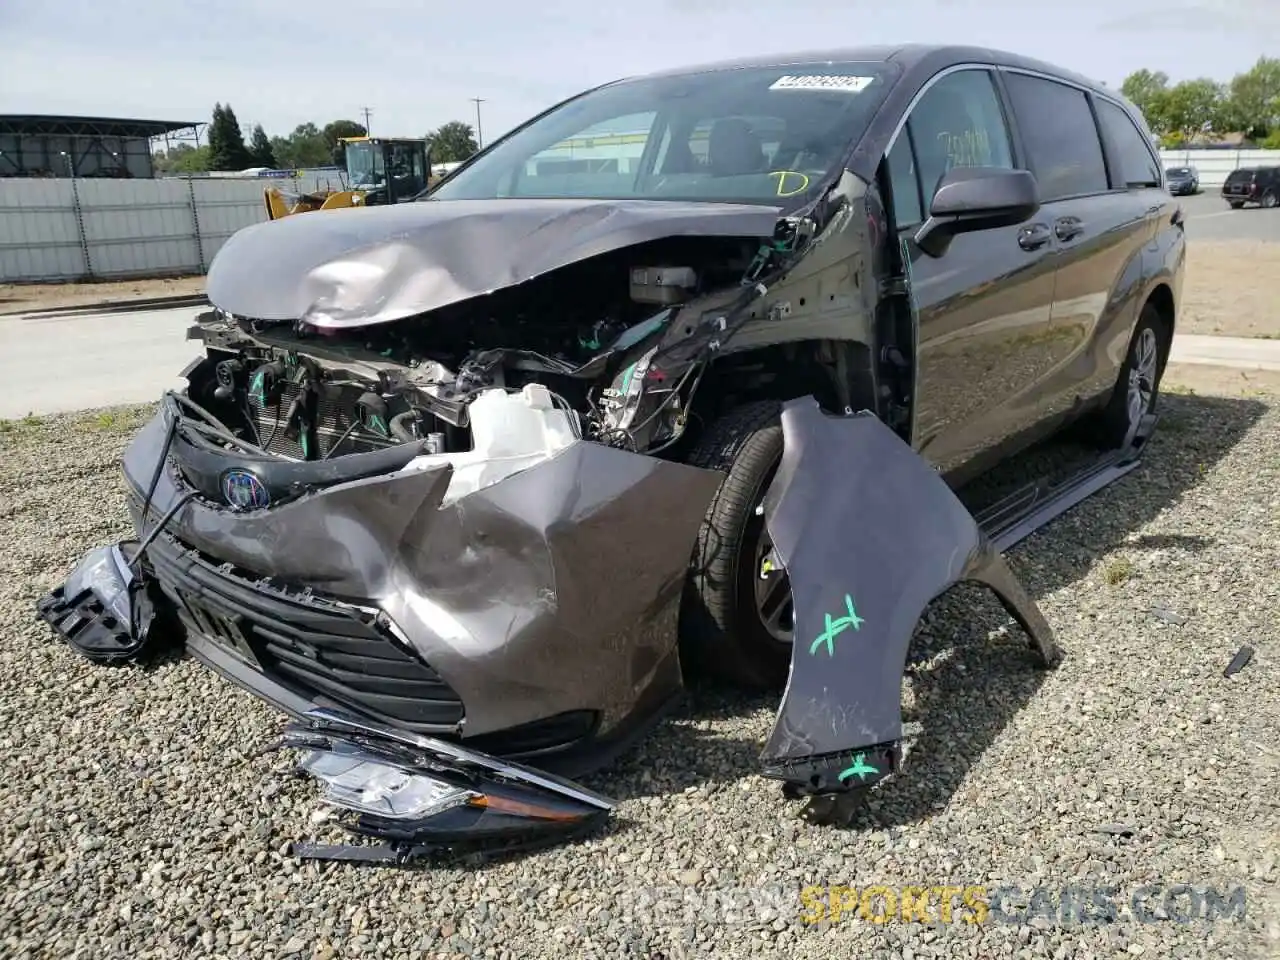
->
[[205, 197, 783, 330]]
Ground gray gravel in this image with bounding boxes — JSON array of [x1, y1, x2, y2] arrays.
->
[[1, 392, 1278, 960]]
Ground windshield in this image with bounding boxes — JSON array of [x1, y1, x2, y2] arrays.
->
[[427, 61, 896, 208], [345, 142, 384, 188]]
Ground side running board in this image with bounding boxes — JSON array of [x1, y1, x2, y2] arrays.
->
[[973, 413, 1158, 553]]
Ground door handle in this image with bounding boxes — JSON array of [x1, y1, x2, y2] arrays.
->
[[1018, 222, 1052, 251], [1054, 217, 1084, 242]]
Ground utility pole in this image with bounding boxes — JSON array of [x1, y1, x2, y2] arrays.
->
[[470, 98, 486, 149], [360, 106, 373, 135]]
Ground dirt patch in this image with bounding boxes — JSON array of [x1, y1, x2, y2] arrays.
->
[[0, 275, 206, 316], [1182, 240, 1280, 339]]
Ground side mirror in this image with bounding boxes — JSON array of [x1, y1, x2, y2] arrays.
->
[[913, 167, 1040, 258]]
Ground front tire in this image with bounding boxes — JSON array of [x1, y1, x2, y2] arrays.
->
[[679, 401, 793, 690], [1080, 301, 1169, 450]]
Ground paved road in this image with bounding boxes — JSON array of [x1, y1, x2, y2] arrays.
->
[[0, 306, 204, 419], [2, 303, 1277, 420], [1177, 190, 1280, 243]]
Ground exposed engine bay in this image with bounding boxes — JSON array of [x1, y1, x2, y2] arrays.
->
[[184, 232, 801, 475]]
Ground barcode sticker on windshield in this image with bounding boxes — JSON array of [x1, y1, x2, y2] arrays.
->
[[769, 75, 874, 93]]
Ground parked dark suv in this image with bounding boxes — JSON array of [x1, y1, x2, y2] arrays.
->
[[1222, 166, 1280, 208], [40, 44, 1186, 854]]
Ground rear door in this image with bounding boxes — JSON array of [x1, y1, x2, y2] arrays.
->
[[884, 66, 1061, 483], [1000, 72, 1167, 420]]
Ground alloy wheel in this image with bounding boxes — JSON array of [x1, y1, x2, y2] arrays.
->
[[1126, 326, 1159, 429], [751, 502, 794, 644]]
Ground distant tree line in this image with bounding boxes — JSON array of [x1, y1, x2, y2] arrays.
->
[[1121, 55, 1280, 148], [153, 103, 483, 173]]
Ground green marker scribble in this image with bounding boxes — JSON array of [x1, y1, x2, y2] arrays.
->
[[838, 753, 879, 783], [300, 434, 310, 458], [808, 593, 864, 658], [618, 362, 638, 396], [249, 371, 266, 407], [368, 414, 388, 436]]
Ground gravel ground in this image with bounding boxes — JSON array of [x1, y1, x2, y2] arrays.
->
[[1, 392, 1278, 960]]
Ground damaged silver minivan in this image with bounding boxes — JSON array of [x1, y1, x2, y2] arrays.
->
[[39, 44, 1181, 861]]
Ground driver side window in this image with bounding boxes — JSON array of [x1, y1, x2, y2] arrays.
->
[[886, 68, 1015, 230]]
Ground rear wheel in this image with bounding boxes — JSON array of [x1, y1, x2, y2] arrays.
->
[[1080, 301, 1169, 450], [679, 401, 793, 690], [1262, 190, 1278, 209], [1228, 200, 1244, 209]]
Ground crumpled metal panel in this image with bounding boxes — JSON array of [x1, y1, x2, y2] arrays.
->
[[760, 397, 1059, 771], [204, 197, 782, 329], [120, 412, 725, 737]]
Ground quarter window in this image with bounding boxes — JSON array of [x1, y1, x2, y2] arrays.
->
[[1004, 73, 1109, 200], [885, 131, 924, 228], [1095, 98, 1161, 188]]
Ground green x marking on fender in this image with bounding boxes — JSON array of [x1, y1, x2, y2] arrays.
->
[[838, 753, 879, 783], [808, 593, 865, 657]]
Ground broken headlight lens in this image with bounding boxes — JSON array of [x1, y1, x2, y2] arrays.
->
[[299, 750, 473, 820]]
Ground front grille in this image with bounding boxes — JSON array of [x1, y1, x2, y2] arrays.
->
[[143, 533, 465, 731]]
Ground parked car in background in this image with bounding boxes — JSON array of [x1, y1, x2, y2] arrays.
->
[[1164, 165, 1198, 195], [1222, 166, 1280, 208]]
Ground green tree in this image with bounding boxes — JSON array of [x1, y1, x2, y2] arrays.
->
[[248, 124, 277, 168], [1162, 78, 1227, 141], [154, 143, 212, 173], [207, 103, 252, 171], [1226, 56, 1280, 139], [1120, 69, 1172, 133], [426, 121, 478, 163], [272, 123, 330, 169], [322, 120, 368, 166]]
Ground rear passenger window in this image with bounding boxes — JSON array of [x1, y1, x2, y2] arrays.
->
[[904, 69, 1015, 204], [1004, 73, 1109, 201], [1096, 99, 1160, 188]]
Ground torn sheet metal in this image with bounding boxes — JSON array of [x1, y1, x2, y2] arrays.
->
[[272, 708, 615, 864], [117, 408, 725, 740], [204, 197, 782, 329], [757, 397, 1060, 794]]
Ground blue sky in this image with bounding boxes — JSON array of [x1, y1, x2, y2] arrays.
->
[[0, 0, 1276, 146]]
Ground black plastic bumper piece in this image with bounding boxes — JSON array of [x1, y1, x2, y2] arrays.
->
[[34, 542, 169, 664]]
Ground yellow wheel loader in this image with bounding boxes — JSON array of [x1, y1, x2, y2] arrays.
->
[[264, 136, 433, 220]]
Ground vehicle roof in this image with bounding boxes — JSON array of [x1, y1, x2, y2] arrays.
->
[[630, 44, 1115, 99]]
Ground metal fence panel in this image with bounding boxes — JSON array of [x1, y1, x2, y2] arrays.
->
[[0, 179, 85, 281], [77, 177, 201, 277]]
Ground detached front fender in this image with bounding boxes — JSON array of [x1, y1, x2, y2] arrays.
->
[[759, 398, 1060, 795]]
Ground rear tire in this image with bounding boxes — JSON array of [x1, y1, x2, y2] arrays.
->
[[1262, 190, 1278, 209], [679, 401, 793, 690], [1079, 301, 1169, 450], [1228, 201, 1244, 209]]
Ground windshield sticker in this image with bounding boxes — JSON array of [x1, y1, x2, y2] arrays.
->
[[770, 75, 874, 93]]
